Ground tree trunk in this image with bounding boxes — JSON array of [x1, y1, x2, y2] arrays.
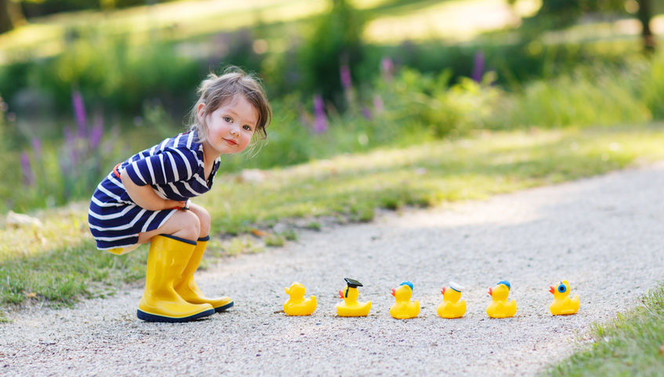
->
[[0, 0, 26, 34], [636, 0, 656, 53], [0, 0, 15, 34]]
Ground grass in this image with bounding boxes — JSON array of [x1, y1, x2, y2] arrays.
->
[[543, 283, 664, 377], [2, 123, 664, 311]]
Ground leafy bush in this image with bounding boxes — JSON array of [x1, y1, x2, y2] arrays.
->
[[2, 34, 200, 117], [21, 0, 168, 17], [3, 48, 662, 213], [509, 65, 651, 128], [297, 0, 366, 108], [641, 53, 664, 119]]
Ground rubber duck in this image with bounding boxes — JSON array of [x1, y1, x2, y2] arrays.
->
[[486, 280, 517, 318], [549, 280, 580, 316], [390, 281, 420, 319], [336, 278, 372, 317], [437, 281, 466, 319], [283, 282, 317, 316]]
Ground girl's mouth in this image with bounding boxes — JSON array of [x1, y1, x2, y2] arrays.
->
[[223, 138, 237, 146]]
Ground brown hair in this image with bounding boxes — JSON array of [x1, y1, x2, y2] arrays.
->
[[189, 67, 271, 142]]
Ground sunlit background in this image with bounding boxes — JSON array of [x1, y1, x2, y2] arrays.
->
[[0, 0, 662, 212]]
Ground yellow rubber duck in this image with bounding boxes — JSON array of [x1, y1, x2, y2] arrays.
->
[[336, 278, 372, 317], [549, 280, 580, 316], [486, 280, 517, 318], [437, 282, 466, 319], [390, 281, 420, 319], [283, 282, 317, 316]]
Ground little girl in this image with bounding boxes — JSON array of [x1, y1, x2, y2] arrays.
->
[[88, 67, 271, 322]]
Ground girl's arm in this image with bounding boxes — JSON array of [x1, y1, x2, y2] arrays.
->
[[121, 170, 185, 211]]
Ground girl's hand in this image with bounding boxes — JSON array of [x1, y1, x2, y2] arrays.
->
[[165, 200, 188, 210]]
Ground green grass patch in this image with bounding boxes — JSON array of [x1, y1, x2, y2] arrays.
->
[[2, 124, 664, 309], [544, 283, 664, 377], [0, 240, 147, 306]]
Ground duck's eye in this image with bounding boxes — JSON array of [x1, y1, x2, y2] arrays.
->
[[558, 284, 567, 293]]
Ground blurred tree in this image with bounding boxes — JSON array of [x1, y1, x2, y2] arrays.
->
[[298, 0, 366, 109], [0, 0, 25, 34], [20, 0, 151, 18], [636, 0, 655, 53], [521, 0, 656, 52]]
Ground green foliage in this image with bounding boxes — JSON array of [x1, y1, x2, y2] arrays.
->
[[524, 0, 625, 31], [264, 233, 285, 247], [297, 0, 366, 107], [641, 53, 664, 119], [21, 0, 159, 18], [510, 65, 651, 128], [1, 34, 200, 116], [376, 68, 505, 137], [4, 51, 664, 213], [545, 283, 664, 377], [0, 96, 20, 213], [0, 241, 147, 306]]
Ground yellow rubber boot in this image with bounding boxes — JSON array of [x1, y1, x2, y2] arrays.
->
[[174, 236, 234, 312], [137, 235, 215, 322]]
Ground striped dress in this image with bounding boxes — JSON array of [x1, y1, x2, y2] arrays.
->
[[88, 131, 220, 250]]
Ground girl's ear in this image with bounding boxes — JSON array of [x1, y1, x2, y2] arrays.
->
[[196, 103, 206, 121]]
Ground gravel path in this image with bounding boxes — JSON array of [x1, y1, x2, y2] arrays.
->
[[2, 161, 664, 377]]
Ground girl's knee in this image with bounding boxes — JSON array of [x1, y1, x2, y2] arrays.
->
[[173, 210, 201, 241], [190, 204, 211, 237]]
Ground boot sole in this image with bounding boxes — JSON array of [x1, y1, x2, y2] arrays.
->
[[137, 308, 215, 323], [214, 301, 234, 313]]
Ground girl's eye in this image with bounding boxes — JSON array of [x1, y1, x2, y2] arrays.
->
[[243, 125, 253, 131], [224, 116, 233, 123]]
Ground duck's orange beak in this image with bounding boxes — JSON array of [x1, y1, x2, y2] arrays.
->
[[488, 287, 493, 296], [391, 288, 396, 297], [338, 290, 344, 299], [549, 286, 555, 294], [441, 287, 446, 295]]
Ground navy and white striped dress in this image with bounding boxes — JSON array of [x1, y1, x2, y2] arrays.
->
[[88, 131, 220, 250]]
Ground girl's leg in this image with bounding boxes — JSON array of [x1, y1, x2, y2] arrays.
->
[[137, 209, 201, 244], [187, 203, 210, 239], [173, 203, 234, 312], [134, 209, 214, 322]]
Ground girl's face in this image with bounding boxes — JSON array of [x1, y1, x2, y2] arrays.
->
[[198, 95, 258, 157]]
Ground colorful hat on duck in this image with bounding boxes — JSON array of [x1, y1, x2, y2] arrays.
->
[[449, 281, 464, 292]]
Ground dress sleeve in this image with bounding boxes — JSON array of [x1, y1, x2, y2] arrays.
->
[[124, 147, 199, 186]]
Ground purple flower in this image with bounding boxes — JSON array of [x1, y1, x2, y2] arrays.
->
[[103, 125, 120, 155], [31, 138, 42, 162], [340, 64, 352, 91], [362, 107, 372, 120], [20, 151, 35, 187], [64, 127, 78, 167], [313, 94, 328, 134], [72, 90, 87, 138], [472, 51, 485, 83], [381, 57, 394, 81], [89, 113, 104, 150], [373, 95, 384, 114]]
